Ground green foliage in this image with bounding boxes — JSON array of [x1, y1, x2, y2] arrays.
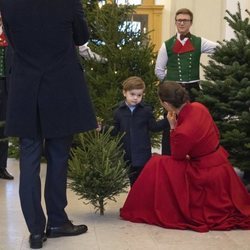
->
[[81, 0, 159, 126], [197, 2, 250, 170], [68, 129, 129, 215], [0, 121, 19, 158], [8, 137, 20, 159]]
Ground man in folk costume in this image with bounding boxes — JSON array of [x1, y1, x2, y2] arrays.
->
[[155, 8, 218, 155], [0, 14, 13, 180]]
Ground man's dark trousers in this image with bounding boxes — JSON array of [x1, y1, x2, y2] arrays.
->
[[19, 135, 72, 234]]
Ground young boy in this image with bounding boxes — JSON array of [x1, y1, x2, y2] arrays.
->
[[111, 76, 168, 186]]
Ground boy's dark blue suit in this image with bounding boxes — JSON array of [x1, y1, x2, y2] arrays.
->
[[0, 0, 97, 247]]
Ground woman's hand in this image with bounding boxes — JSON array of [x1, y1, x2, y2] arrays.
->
[[167, 111, 177, 129]]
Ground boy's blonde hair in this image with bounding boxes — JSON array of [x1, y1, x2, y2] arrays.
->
[[122, 76, 145, 92]]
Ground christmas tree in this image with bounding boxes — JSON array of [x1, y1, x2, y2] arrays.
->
[[197, 3, 250, 172], [69, 1, 160, 214], [69, 129, 129, 215], [81, 0, 159, 125]]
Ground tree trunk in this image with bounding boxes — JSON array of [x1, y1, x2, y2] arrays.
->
[[99, 198, 104, 215]]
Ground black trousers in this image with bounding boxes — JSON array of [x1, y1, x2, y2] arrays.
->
[[19, 135, 73, 234], [0, 78, 8, 170], [161, 81, 200, 155], [0, 125, 8, 170]]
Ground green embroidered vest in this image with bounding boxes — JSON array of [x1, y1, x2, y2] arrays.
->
[[164, 35, 201, 82]]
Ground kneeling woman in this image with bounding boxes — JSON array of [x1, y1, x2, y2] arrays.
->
[[120, 81, 250, 232]]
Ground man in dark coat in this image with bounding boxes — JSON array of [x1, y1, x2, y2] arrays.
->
[[0, 0, 97, 248], [0, 15, 13, 180]]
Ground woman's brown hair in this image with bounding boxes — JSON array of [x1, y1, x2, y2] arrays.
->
[[158, 81, 190, 108]]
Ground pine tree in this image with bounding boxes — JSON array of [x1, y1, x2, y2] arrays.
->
[[68, 1, 161, 214], [197, 3, 250, 171], [81, 0, 160, 125], [68, 129, 129, 215]]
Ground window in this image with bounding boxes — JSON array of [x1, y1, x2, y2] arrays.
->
[[131, 14, 148, 33]]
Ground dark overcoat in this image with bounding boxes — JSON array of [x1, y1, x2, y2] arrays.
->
[[0, 0, 97, 138], [112, 101, 168, 166], [0, 45, 12, 122], [0, 78, 7, 122], [0, 76, 7, 122]]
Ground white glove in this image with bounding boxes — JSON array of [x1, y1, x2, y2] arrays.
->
[[79, 43, 108, 63]]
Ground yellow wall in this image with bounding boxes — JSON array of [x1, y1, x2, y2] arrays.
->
[[135, 3, 164, 51]]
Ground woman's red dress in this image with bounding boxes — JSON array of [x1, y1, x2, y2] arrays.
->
[[120, 102, 250, 232]]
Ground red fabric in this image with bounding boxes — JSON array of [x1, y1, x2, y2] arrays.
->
[[120, 103, 250, 232], [172, 39, 194, 54], [0, 32, 8, 47]]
